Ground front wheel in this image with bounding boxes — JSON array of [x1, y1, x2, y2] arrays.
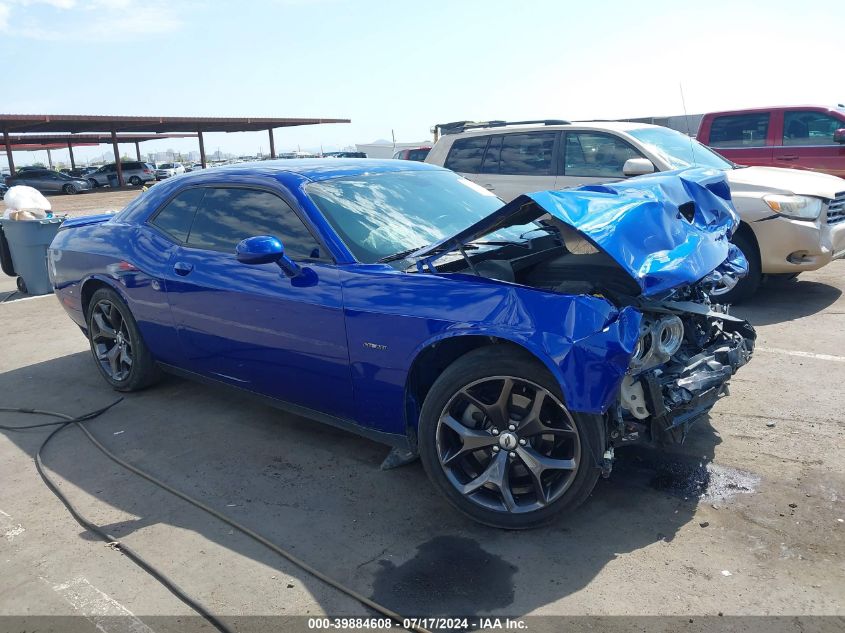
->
[[418, 346, 603, 529], [86, 287, 160, 391], [88, 179, 99, 188], [63, 183, 78, 195]]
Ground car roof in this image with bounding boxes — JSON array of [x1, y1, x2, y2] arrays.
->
[[186, 158, 446, 183], [447, 120, 660, 137]]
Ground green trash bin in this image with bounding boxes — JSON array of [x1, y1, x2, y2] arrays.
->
[[0, 216, 64, 295]]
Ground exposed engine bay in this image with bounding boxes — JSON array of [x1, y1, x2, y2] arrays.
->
[[425, 224, 756, 446]]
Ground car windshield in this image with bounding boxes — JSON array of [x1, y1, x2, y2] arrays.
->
[[628, 127, 734, 170], [305, 170, 533, 264], [159, 163, 175, 169]]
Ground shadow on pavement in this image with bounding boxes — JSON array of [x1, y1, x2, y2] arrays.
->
[[0, 350, 725, 625], [733, 276, 841, 326]]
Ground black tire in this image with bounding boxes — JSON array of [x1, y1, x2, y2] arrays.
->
[[418, 346, 603, 529], [86, 287, 160, 392], [765, 272, 800, 284], [129, 176, 142, 186], [16, 277, 27, 293], [63, 183, 78, 195], [715, 229, 761, 304]]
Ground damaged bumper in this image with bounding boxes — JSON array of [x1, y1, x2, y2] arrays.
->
[[620, 307, 755, 444]]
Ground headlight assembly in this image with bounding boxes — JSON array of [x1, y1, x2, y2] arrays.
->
[[763, 194, 823, 220]]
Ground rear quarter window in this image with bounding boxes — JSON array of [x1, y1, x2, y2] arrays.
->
[[149, 188, 205, 243], [444, 136, 489, 173]]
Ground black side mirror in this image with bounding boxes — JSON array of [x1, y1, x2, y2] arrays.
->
[[833, 128, 845, 144], [236, 235, 301, 278]]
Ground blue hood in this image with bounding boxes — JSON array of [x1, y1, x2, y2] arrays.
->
[[417, 168, 745, 297]]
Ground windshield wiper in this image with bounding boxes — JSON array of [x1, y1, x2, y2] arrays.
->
[[377, 246, 429, 263]]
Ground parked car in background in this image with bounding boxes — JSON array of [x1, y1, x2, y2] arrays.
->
[[48, 160, 753, 529], [697, 106, 845, 178], [0, 182, 7, 200], [426, 120, 845, 302], [5, 169, 92, 194], [393, 146, 432, 161], [324, 152, 367, 158], [187, 163, 204, 172], [88, 162, 155, 187], [155, 162, 185, 179]]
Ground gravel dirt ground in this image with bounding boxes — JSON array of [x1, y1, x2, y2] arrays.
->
[[0, 259, 843, 633], [42, 187, 146, 217]]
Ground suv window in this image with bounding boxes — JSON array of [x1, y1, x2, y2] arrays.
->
[[481, 136, 503, 174], [186, 187, 325, 260], [783, 111, 843, 146], [150, 188, 205, 242], [498, 133, 556, 175], [709, 113, 769, 148], [563, 132, 642, 177], [444, 136, 489, 173]]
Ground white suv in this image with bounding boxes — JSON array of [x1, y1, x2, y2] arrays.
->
[[426, 120, 845, 302]]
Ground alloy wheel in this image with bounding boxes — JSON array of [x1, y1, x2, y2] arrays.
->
[[90, 299, 133, 381], [436, 376, 581, 514]]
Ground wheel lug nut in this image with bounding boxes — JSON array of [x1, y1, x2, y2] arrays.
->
[[519, 438, 526, 446], [493, 446, 500, 452], [509, 452, 516, 458], [508, 424, 516, 431], [492, 428, 499, 435]]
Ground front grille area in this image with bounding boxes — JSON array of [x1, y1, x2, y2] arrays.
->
[[828, 192, 845, 225]]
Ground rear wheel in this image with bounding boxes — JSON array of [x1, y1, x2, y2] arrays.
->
[[62, 183, 78, 195], [88, 178, 98, 188], [418, 346, 603, 529], [86, 287, 160, 391], [129, 176, 142, 186], [712, 230, 761, 304]]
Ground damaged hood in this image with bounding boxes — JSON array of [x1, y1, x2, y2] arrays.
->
[[417, 168, 743, 297]]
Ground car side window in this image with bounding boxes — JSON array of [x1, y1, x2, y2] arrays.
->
[[150, 188, 205, 243], [783, 111, 843, 146], [444, 136, 489, 173], [498, 133, 556, 175], [186, 187, 326, 261], [708, 114, 769, 148], [563, 132, 642, 178], [481, 136, 503, 174]]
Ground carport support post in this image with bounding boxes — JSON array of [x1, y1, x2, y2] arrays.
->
[[268, 128, 276, 159], [111, 130, 124, 186], [198, 130, 206, 168], [67, 142, 76, 169], [135, 142, 142, 161], [3, 130, 14, 174]]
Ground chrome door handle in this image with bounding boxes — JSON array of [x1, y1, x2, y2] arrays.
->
[[173, 261, 194, 276]]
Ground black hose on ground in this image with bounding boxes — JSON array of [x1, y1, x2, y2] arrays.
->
[[0, 401, 430, 633]]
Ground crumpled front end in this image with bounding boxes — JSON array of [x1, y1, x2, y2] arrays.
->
[[615, 297, 755, 445]]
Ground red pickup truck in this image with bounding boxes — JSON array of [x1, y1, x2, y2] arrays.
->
[[697, 106, 845, 178]]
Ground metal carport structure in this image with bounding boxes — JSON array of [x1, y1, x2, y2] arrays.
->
[[1, 114, 351, 185], [2, 133, 197, 172]]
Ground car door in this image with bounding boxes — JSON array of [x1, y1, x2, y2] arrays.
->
[[160, 185, 354, 419], [556, 131, 645, 188], [777, 109, 845, 178], [473, 132, 559, 202], [705, 112, 774, 167]]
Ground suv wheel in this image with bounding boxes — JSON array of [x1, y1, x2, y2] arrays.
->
[[129, 176, 142, 186], [418, 346, 603, 529]]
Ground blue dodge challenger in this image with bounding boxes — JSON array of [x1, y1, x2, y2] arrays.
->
[[48, 159, 754, 528]]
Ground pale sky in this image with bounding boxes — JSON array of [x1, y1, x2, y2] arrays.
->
[[1, 0, 843, 166]]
